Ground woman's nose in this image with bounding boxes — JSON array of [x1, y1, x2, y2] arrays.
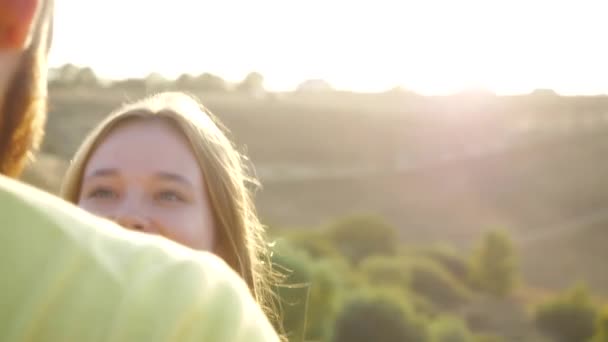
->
[[113, 214, 153, 233]]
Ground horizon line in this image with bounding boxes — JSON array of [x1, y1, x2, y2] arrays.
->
[[48, 63, 608, 98]]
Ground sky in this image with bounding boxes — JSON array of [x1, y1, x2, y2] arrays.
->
[[49, 0, 608, 95]]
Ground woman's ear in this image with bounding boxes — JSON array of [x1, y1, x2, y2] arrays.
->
[[0, 0, 39, 50]]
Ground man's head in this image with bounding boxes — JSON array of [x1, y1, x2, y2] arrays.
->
[[0, 0, 53, 177]]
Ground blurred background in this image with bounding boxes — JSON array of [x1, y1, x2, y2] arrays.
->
[[25, 0, 608, 341]]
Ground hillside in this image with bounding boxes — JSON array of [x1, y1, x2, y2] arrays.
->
[[27, 87, 608, 294]]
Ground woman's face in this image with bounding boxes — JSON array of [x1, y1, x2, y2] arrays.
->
[[78, 119, 217, 251]]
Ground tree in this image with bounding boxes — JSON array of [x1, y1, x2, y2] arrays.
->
[[50, 64, 99, 88], [429, 316, 474, 342], [360, 256, 437, 316], [468, 229, 517, 297], [534, 284, 598, 342], [305, 259, 342, 340], [73, 67, 98, 87], [236, 72, 264, 94], [326, 215, 399, 265], [144, 72, 168, 91], [175, 73, 196, 89], [283, 229, 341, 259], [271, 241, 312, 341], [271, 240, 342, 341], [360, 256, 409, 289], [530, 88, 559, 97], [193, 73, 228, 92], [330, 289, 430, 342], [592, 305, 608, 342], [414, 245, 470, 285], [112, 78, 146, 92], [56, 63, 79, 83], [406, 258, 471, 310]]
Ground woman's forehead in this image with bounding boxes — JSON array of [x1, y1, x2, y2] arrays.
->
[[85, 119, 203, 183]]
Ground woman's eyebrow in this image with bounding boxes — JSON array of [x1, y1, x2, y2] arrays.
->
[[155, 172, 193, 187], [84, 168, 119, 180]]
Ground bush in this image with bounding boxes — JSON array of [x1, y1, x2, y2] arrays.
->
[[360, 256, 436, 316], [326, 214, 399, 265], [330, 289, 430, 342], [327, 256, 367, 290], [534, 284, 598, 342], [591, 305, 608, 342], [469, 229, 517, 297], [271, 240, 347, 341], [236, 71, 264, 93], [360, 256, 409, 289], [283, 229, 341, 259], [305, 259, 342, 340], [416, 245, 470, 286], [430, 316, 474, 342], [473, 334, 505, 342], [271, 241, 313, 341], [406, 258, 472, 310]]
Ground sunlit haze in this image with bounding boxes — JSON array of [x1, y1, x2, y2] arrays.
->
[[50, 0, 608, 95]]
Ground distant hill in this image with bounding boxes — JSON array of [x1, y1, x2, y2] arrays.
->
[[31, 87, 608, 294]]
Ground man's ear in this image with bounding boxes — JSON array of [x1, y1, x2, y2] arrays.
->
[[0, 0, 39, 50]]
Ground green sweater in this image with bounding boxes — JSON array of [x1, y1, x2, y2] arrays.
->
[[0, 175, 279, 341]]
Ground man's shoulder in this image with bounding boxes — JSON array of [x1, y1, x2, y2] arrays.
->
[[0, 174, 59, 206], [0, 176, 279, 341], [0, 174, 86, 223]]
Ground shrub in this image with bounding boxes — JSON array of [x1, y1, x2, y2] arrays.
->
[[330, 289, 430, 342], [534, 284, 598, 342]]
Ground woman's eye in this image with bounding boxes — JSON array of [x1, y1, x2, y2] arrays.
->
[[88, 187, 117, 199], [156, 191, 184, 202]]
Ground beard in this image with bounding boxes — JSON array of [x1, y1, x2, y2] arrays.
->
[[0, 46, 47, 178]]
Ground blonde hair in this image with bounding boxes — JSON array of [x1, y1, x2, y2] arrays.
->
[[60, 91, 280, 326], [0, 0, 54, 177]]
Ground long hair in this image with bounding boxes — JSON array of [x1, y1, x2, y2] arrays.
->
[[60, 92, 282, 328], [0, 0, 54, 177]]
